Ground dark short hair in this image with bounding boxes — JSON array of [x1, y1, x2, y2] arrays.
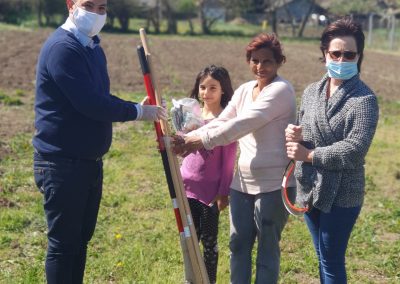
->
[[189, 65, 233, 108], [320, 17, 365, 72], [245, 33, 286, 64]]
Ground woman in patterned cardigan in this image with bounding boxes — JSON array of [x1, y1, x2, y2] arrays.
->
[[285, 17, 379, 284]]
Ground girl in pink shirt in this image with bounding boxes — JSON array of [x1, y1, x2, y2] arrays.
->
[[180, 65, 237, 284]]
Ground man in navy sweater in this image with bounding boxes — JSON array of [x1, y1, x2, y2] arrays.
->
[[33, 0, 166, 282]]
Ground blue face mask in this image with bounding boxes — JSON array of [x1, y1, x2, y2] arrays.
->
[[325, 61, 358, 80]]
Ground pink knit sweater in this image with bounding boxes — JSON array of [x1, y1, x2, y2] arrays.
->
[[181, 120, 237, 205]]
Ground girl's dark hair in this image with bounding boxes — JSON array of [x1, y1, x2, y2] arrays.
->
[[320, 17, 365, 72], [245, 33, 286, 64], [189, 65, 234, 108]]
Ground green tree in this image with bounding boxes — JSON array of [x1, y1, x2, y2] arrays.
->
[[108, 0, 140, 32], [36, 0, 66, 26], [177, 0, 197, 34], [0, 0, 33, 24]]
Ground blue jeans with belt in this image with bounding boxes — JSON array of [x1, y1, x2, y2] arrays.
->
[[304, 205, 361, 284], [33, 152, 103, 284], [229, 188, 293, 284]]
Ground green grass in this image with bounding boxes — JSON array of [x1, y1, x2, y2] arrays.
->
[[0, 22, 34, 31], [0, 91, 399, 283], [0, 90, 23, 106]]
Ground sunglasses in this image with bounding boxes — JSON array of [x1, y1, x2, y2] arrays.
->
[[327, 50, 358, 60]]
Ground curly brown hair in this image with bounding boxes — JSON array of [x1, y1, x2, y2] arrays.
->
[[245, 33, 286, 64]]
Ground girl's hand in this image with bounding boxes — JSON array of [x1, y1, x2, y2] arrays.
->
[[286, 141, 314, 162], [285, 124, 303, 142], [216, 195, 229, 211]]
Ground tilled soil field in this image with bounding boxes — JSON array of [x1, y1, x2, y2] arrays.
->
[[0, 28, 399, 144]]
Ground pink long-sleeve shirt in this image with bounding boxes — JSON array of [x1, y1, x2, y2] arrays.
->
[[181, 119, 237, 205]]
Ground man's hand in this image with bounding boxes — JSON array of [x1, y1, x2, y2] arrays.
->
[[138, 105, 167, 121], [138, 96, 168, 121], [140, 96, 151, 105]]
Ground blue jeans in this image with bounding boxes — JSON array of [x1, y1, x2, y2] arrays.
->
[[33, 152, 103, 284], [304, 205, 361, 284], [229, 189, 293, 284]]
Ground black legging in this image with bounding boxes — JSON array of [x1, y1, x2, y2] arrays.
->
[[188, 198, 220, 283]]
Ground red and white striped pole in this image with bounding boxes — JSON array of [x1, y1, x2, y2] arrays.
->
[[136, 33, 209, 283]]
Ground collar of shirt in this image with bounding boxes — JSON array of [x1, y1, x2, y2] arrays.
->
[[61, 17, 101, 49]]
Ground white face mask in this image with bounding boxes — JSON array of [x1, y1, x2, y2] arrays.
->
[[72, 6, 106, 37]]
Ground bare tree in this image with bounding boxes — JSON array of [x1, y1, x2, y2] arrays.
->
[[163, 0, 178, 34], [145, 0, 162, 34], [261, 0, 292, 34], [224, 0, 252, 18], [329, 0, 400, 49], [378, 0, 400, 49], [297, 0, 315, 37], [197, 0, 224, 34]]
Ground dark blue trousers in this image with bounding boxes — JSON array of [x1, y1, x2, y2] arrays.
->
[[304, 205, 361, 284], [34, 152, 103, 284]]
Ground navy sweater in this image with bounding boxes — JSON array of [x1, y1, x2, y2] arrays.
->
[[33, 28, 138, 159]]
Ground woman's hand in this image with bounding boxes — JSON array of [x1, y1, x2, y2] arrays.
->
[[285, 124, 303, 142], [171, 135, 204, 157], [171, 135, 186, 155], [213, 195, 229, 211], [286, 141, 314, 163]]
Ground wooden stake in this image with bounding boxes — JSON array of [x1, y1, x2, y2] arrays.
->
[[139, 28, 210, 284]]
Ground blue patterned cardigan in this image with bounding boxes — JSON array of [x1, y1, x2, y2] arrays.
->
[[295, 74, 379, 213]]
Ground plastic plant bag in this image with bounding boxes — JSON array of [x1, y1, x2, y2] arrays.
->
[[171, 98, 204, 134]]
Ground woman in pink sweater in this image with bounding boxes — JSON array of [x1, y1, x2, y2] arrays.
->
[[174, 34, 296, 284]]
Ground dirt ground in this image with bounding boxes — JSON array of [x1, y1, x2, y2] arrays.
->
[[0, 28, 399, 147]]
